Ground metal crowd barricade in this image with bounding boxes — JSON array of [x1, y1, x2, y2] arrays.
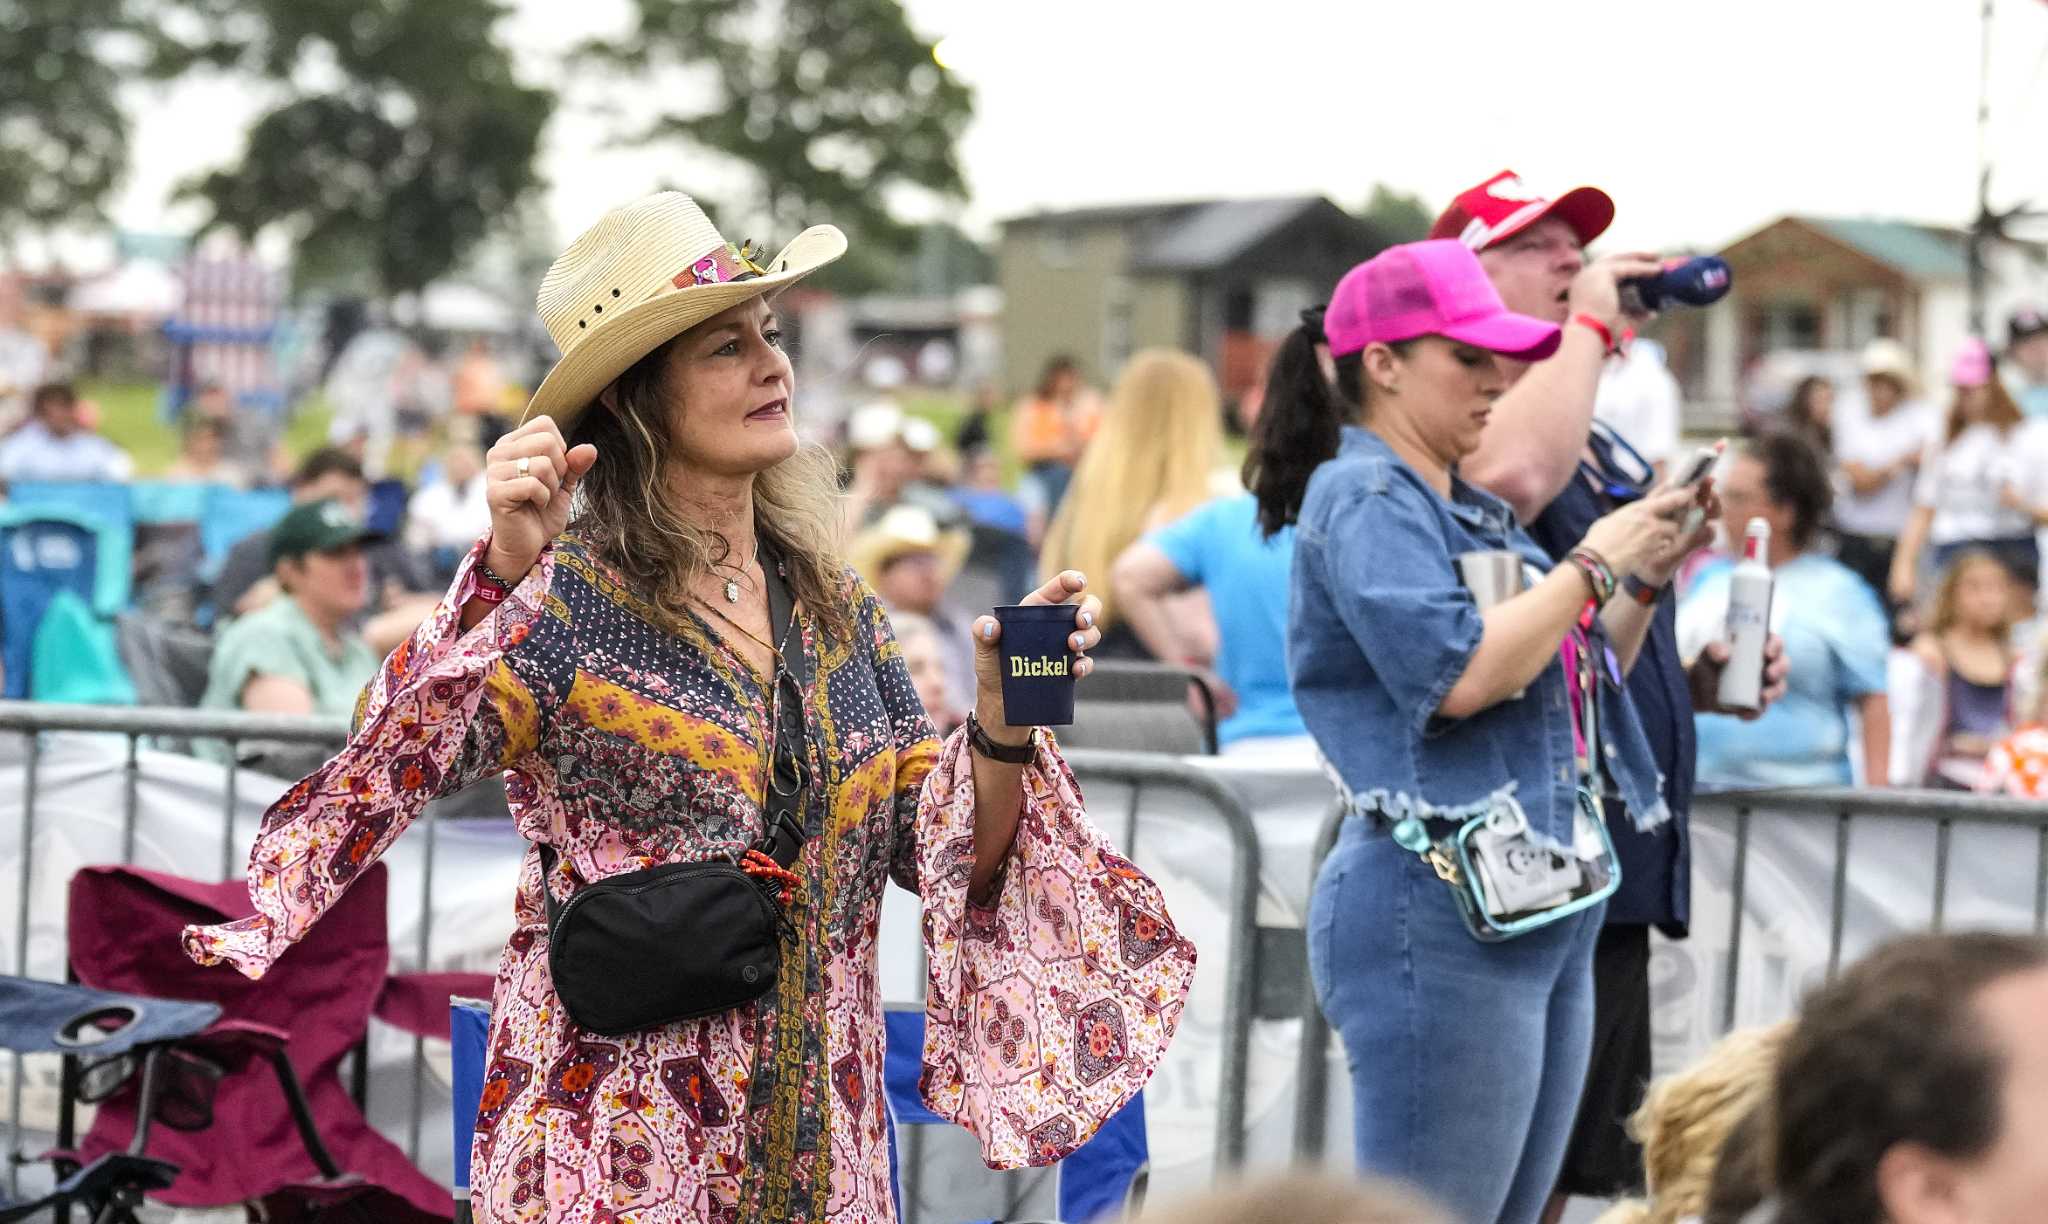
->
[[0, 700, 352, 1196], [1687, 786, 2048, 1024], [1288, 786, 2048, 1161], [1290, 799, 1346, 1162], [1060, 749, 1263, 1174], [3, 708, 1268, 1198]]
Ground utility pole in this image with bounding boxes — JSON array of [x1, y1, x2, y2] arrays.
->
[[1969, 0, 1994, 336]]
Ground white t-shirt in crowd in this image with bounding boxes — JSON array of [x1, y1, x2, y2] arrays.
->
[[2008, 418, 2048, 559], [1831, 392, 1937, 537], [0, 421, 132, 483], [403, 475, 493, 555], [1913, 421, 2033, 545], [1594, 341, 1682, 466], [0, 328, 48, 431]]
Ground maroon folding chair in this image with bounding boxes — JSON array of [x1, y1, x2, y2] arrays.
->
[[58, 863, 490, 1223]]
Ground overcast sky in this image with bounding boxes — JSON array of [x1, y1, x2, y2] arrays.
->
[[90, 0, 2048, 268]]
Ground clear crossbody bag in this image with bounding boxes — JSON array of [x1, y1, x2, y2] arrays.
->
[[1389, 628, 1622, 943]]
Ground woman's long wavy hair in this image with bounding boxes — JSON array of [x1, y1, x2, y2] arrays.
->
[[1039, 348, 1223, 629], [1946, 374, 2024, 443], [565, 334, 854, 642]]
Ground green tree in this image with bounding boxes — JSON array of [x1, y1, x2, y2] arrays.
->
[[0, 0, 140, 244], [1359, 184, 1435, 246], [586, 0, 974, 290], [174, 0, 552, 296]]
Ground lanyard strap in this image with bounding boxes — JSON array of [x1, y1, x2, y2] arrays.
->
[[1564, 625, 1605, 785], [756, 542, 811, 869]]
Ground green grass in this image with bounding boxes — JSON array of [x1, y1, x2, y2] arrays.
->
[[896, 390, 1030, 485], [82, 378, 336, 478], [80, 381, 178, 474], [896, 390, 970, 435], [283, 397, 336, 462]]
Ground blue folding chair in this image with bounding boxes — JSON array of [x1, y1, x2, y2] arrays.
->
[[0, 506, 133, 699], [197, 486, 292, 577], [6, 480, 135, 533], [883, 1006, 1148, 1224], [130, 480, 216, 527], [449, 998, 490, 1224], [366, 480, 410, 539], [5, 482, 133, 603]]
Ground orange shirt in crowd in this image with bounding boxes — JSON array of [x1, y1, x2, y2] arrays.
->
[[1011, 395, 1076, 466], [1067, 387, 1104, 446], [453, 350, 506, 417], [1980, 725, 2048, 798]]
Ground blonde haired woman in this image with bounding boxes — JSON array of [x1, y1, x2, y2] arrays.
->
[[1591, 1024, 1788, 1224], [1040, 348, 1226, 659], [183, 193, 1194, 1223], [1891, 549, 2024, 788]]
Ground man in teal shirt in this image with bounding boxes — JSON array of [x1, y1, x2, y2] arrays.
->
[[199, 499, 381, 760]]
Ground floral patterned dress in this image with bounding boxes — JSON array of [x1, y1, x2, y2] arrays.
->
[[183, 535, 1196, 1223]]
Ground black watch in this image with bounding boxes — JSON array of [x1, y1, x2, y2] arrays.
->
[[966, 713, 1035, 764]]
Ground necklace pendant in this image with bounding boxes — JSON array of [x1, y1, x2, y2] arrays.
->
[[723, 577, 740, 604]]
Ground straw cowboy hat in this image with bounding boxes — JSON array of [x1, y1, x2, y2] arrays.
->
[[1859, 338, 1921, 397], [522, 192, 846, 431], [849, 502, 969, 590]]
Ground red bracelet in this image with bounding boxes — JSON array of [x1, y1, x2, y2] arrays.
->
[[1571, 313, 1616, 355], [462, 568, 509, 606]]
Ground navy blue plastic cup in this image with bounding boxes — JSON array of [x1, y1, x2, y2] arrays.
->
[[994, 603, 1079, 726]]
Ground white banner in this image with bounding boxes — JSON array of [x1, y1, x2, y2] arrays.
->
[[9, 733, 2039, 1212]]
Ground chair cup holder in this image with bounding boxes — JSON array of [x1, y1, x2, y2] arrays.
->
[[55, 1002, 144, 1049]]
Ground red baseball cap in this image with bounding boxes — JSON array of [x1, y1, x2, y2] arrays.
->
[[1428, 169, 1615, 252]]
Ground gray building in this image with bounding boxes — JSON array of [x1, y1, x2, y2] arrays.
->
[[997, 196, 1386, 400]]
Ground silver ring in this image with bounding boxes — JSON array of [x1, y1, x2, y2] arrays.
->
[[516, 456, 531, 477]]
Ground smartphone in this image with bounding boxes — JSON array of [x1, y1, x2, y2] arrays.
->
[[1662, 441, 1724, 492], [1662, 440, 1725, 536]]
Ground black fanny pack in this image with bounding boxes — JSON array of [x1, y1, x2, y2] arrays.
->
[[540, 551, 811, 1036]]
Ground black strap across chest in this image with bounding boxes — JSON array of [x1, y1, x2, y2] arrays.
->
[[538, 543, 814, 909]]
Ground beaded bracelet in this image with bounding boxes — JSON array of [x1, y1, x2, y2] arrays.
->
[[1567, 547, 1618, 608]]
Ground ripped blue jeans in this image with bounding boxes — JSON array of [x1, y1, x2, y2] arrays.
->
[[1307, 816, 1603, 1224]]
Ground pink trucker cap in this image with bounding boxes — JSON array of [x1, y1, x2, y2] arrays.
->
[[1950, 336, 1993, 387], [1323, 239, 1563, 362]]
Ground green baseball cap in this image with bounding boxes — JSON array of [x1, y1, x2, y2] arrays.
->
[[268, 498, 383, 565]]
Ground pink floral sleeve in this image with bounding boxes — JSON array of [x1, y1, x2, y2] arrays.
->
[[914, 731, 1197, 1169], [182, 539, 567, 979]]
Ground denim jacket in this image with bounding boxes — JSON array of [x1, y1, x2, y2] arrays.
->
[[1289, 427, 1670, 852]]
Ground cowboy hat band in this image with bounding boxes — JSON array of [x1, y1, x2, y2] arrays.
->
[[521, 191, 847, 432]]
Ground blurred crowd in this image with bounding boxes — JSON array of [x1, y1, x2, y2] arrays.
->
[[1662, 312, 2048, 799], [6, 273, 2048, 799]]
